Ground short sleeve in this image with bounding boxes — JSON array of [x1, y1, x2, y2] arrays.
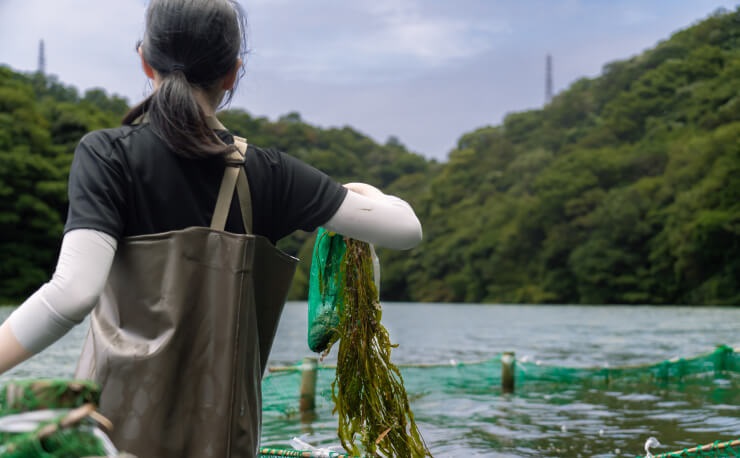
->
[[64, 131, 127, 239], [275, 151, 347, 239]]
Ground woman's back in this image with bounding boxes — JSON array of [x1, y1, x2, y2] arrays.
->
[[66, 122, 346, 242]]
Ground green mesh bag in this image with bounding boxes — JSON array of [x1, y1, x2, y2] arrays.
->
[[307, 228, 347, 353]]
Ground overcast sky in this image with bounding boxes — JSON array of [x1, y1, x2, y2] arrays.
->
[[0, 1, 737, 160]]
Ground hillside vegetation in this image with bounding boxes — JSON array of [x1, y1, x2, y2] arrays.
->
[[0, 7, 737, 304], [400, 7, 740, 305]]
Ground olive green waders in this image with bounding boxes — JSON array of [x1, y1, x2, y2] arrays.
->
[[75, 130, 297, 458]]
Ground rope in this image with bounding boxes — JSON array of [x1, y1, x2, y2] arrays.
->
[[640, 438, 740, 458], [259, 448, 355, 457], [266, 345, 739, 382], [268, 358, 484, 372]]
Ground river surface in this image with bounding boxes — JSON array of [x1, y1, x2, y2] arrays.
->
[[1, 303, 739, 457]]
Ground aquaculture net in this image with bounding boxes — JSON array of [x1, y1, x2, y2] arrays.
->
[[263, 345, 739, 457]]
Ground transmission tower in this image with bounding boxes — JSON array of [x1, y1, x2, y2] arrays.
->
[[545, 54, 553, 104], [38, 40, 46, 74]]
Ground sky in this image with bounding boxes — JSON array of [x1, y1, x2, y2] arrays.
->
[[0, 1, 737, 160]]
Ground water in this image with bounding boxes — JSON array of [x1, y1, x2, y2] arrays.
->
[[1, 303, 739, 457]]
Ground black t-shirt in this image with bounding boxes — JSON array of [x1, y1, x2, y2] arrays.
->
[[64, 123, 347, 244]]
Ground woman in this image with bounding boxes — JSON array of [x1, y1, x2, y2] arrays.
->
[[0, 0, 422, 456]]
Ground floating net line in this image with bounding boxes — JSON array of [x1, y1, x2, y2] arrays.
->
[[258, 440, 740, 458], [639, 438, 740, 458], [263, 345, 740, 413]]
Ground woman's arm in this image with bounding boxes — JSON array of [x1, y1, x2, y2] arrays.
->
[[324, 183, 422, 250], [0, 229, 116, 375], [0, 322, 32, 374]]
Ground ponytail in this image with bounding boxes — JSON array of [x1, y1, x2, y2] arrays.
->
[[122, 0, 247, 158], [123, 71, 235, 158]]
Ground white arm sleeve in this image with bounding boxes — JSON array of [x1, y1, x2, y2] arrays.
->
[[324, 189, 422, 250], [7, 229, 117, 354]]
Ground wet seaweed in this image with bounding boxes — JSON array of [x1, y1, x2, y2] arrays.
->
[[323, 238, 431, 457]]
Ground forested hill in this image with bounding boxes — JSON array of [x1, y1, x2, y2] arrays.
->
[[398, 7, 739, 305], [1, 7, 738, 305]]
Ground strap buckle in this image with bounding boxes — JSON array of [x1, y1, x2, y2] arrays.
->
[[224, 135, 248, 166]]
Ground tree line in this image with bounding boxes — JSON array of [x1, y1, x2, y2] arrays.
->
[[0, 6, 737, 305]]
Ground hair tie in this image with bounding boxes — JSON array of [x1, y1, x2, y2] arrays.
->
[[170, 63, 186, 73]]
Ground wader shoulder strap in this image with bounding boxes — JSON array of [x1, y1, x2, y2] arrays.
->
[[210, 135, 253, 234], [234, 136, 253, 235]]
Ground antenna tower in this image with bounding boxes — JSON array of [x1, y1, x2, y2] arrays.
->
[[38, 40, 46, 74], [545, 54, 553, 104]]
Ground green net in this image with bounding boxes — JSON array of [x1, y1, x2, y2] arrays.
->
[[0, 421, 109, 457], [0, 380, 114, 457], [0, 379, 99, 415], [513, 344, 738, 388], [264, 345, 739, 397], [263, 346, 739, 457], [307, 228, 346, 353]]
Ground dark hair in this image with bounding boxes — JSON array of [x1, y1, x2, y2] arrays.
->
[[122, 0, 247, 158]]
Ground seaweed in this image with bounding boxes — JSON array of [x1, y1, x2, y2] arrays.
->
[[323, 238, 431, 457]]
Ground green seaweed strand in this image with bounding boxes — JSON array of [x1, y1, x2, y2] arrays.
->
[[325, 239, 431, 457]]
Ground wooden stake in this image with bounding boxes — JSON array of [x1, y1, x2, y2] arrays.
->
[[502, 351, 515, 393], [299, 357, 318, 420]]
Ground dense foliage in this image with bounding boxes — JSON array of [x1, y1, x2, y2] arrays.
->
[[0, 7, 737, 304], [0, 70, 127, 302], [400, 7, 739, 305]]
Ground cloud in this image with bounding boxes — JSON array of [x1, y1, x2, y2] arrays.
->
[[356, 0, 509, 64], [619, 8, 656, 26], [245, 0, 509, 84]]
